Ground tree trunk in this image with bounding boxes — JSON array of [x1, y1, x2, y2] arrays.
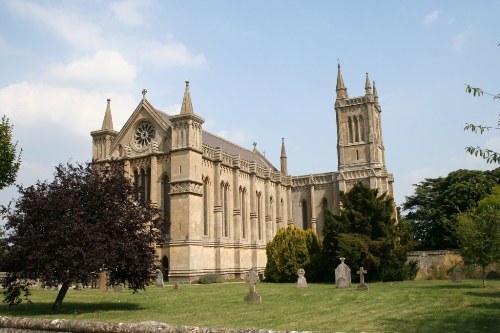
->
[[51, 282, 70, 313], [482, 266, 486, 288]]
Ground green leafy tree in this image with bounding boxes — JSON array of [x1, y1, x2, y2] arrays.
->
[[265, 226, 321, 282], [403, 168, 500, 250], [464, 85, 500, 163], [0, 162, 161, 313], [456, 185, 500, 287], [0, 115, 22, 190], [323, 183, 413, 282]]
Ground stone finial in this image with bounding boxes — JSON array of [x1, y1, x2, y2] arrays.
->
[[253, 142, 257, 151], [101, 98, 114, 131], [336, 63, 348, 99], [373, 81, 379, 104], [142, 89, 147, 100], [180, 80, 194, 114], [365, 72, 372, 95], [280, 138, 288, 175]]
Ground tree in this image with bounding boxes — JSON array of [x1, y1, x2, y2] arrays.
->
[[323, 183, 413, 282], [264, 226, 322, 282], [464, 85, 500, 163], [456, 185, 500, 288], [0, 115, 22, 190], [403, 168, 500, 250], [0, 162, 161, 313]]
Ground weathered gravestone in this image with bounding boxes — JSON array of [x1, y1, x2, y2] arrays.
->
[[243, 267, 261, 304], [173, 282, 181, 290], [113, 283, 124, 293], [297, 268, 308, 288], [452, 266, 462, 282], [98, 272, 108, 292], [357, 267, 368, 291], [156, 270, 164, 288], [335, 257, 351, 288]]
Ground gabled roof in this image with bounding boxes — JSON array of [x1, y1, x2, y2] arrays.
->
[[155, 109, 276, 170]]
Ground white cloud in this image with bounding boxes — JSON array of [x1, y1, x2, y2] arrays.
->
[[422, 10, 440, 25], [139, 37, 207, 68], [0, 81, 136, 137], [49, 50, 137, 85], [216, 129, 248, 146], [453, 31, 471, 49], [6, 0, 103, 49], [110, 0, 148, 26], [159, 103, 182, 115]]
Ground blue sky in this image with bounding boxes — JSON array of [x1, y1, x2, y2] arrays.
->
[[0, 0, 499, 210]]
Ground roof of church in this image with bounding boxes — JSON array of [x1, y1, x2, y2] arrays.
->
[[155, 109, 277, 170]]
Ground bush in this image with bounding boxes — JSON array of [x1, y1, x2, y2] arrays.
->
[[265, 226, 312, 282], [197, 274, 223, 284], [403, 260, 419, 280]]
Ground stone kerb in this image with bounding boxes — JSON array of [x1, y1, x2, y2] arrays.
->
[[0, 316, 330, 333]]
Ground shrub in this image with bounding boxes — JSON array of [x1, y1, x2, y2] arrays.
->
[[197, 274, 223, 284], [265, 226, 311, 282]]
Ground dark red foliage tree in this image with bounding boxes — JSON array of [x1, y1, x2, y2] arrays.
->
[[0, 162, 161, 313]]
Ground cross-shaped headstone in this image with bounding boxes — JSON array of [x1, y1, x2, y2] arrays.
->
[[357, 267, 367, 285], [244, 267, 261, 303]]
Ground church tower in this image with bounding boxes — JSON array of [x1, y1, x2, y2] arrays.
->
[[91, 98, 118, 161], [168, 81, 205, 279], [335, 65, 386, 172], [334, 65, 393, 197]]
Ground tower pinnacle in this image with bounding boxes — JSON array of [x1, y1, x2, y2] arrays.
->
[[101, 98, 114, 131], [336, 64, 348, 99], [280, 138, 288, 175], [365, 72, 372, 95], [373, 81, 379, 104], [180, 80, 194, 114]]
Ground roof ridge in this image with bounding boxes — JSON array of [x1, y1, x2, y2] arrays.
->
[[202, 130, 256, 156]]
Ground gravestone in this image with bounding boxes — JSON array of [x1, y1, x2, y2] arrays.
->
[[297, 268, 308, 288], [156, 270, 164, 288], [174, 282, 181, 290], [113, 283, 124, 293], [335, 258, 351, 288], [357, 267, 368, 291], [243, 267, 261, 304], [74, 283, 84, 290], [452, 266, 462, 282], [98, 272, 108, 292]]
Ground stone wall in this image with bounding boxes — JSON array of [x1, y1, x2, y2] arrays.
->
[[0, 316, 320, 333], [407, 250, 463, 280]]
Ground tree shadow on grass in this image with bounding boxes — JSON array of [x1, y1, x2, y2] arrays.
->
[[420, 283, 479, 290], [0, 301, 143, 316], [465, 291, 500, 298]]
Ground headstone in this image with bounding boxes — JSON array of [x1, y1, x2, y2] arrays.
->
[[156, 270, 164, 288], [297, 268, 308, 288], [452, 266, 462, 282], [357, 267, 368, 291], [243, 267, 262, 304], [174, 282, 181, 290], [113, 283, 124, 293], [335, 258, 351, 288], [57, 284, 63, 291], [98, 272, 108, 292], [74, 283, 84, 290]]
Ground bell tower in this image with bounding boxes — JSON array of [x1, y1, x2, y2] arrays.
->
[[335, 65, 386, 172]]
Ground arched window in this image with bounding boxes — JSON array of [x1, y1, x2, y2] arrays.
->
[[241, 188, 247, 239], [203, 178, 209, 236], [133, 169, 139, 201], [322, 197, 328, 225], [146, 167, 151, 202], [347, 117, 354, 144], [222, 183, 229, 237], [358, 116, 365, 142], [280, 198, 284, 226], [162, 175, 170, 235], [302, 200, 308, 230], [354, 116, 360, 142], [269, 196, 274, 236], [257, 192, 262, 240]]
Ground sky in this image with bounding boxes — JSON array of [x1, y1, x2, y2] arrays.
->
[[0, 0, 499, 211]]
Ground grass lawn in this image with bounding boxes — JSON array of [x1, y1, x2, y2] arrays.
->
[[0, 279, 499, 332]]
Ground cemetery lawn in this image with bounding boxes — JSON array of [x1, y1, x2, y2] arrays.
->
[[1, 279, 499, 332]]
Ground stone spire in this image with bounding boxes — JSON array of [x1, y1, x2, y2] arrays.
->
[[365, 72, 372, 95], [336, 63, 348, 99], [280, 138, 288, 175], [373, 81, 379, 104], [101, 98, 114, 131], [180, 80, 194, 114]]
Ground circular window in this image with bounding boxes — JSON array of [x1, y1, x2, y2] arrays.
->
[[134, 121, 155, 148]]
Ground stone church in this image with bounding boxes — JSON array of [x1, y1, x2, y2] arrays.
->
[[90, 65, 394, 281]]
